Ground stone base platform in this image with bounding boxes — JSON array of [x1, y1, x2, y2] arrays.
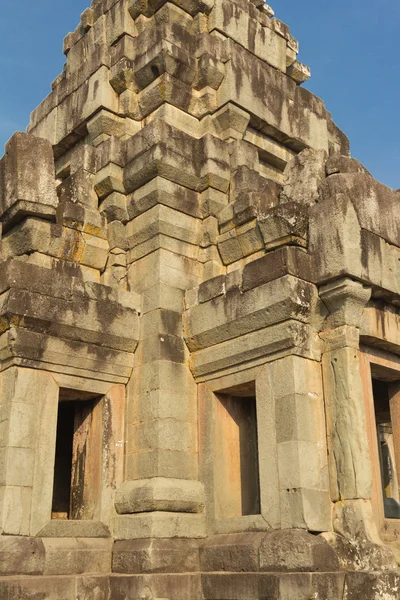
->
[[1, 571, 400, 600], [0, 532, 399, 599]]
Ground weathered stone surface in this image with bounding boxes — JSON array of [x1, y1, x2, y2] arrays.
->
[[321, 326, 372, 502], [259, 529, 339, 573], [0, 575, 77, 600], [113, 538, 200, 573], [0, 0, 398, 595], [184, 274, 318, 352], [109, 573, 202, 600], [43, 538, 112, 576], [330, 500, 398, 571], [38, 520, 110, 538], [280, 147, 327, 206], [200, 533, 265, 572], [115, 477, 205, 514], [325, 153, 371, 176], [0, 132, 58, 230], [343, 571, 400, 600], [201, 573, 279, 600], [0, 536, 45, 576], [113, 512, 206, 540]]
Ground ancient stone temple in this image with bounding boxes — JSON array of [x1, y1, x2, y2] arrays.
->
[[0, 0, 400, 597]]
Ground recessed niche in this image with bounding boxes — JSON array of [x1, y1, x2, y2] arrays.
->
[[214, 383, 260, 519]]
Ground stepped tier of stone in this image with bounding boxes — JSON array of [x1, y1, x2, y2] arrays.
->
[[0, 0, 399, 598]]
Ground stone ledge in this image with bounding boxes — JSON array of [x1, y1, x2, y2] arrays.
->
[[37, 520, 110, 538], [115, 478, 205, 514]]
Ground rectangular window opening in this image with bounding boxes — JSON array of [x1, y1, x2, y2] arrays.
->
[[52, 389, 101, 521], [214, 383, 260, 519], [372, 377, 400, 519]]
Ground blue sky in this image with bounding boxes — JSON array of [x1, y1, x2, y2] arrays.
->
[[0, 1, 398, 188]]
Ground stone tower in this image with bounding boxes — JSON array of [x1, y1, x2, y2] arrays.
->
[[0, 0, 399, 597]]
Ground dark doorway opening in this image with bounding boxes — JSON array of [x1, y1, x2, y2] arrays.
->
[[51, 389, 101, 521]]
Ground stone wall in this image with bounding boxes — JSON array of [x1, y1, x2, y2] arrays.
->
[[0, 0, 399, 598]]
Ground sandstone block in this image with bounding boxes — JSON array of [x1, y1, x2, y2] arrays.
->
[[308, 191, 363, 282], [128, 177, 201, 220], [217, 229, 244, 264], [194, 53, 225, 90], [0, 536, 45, 576], [38, 520, 110, 538], [281, 147, 327, 206], [110, 58, 137, 94], [0, 574, 77, 599], [319, 171, 400, 248], [331, 499, 398, 571], [113, 538, 200, 573], [133, 40, 196, 90], [126, 447, 198, 481], [80, 8, 94, 31], [242, 246, 313, 291], [76, 575, 111, 600], [125, 204, 201, 249], [142, 283, 185, 313], [43, 538, 112, 576], [108, 572, 202, 600], [198, 274, 226, 303], [202, 573, 279, 600], [259, 201, 308, 249], [99, 192, 129, 222], [277, 439, 328, 491], [184, 274, 317, 352], [190, 320, 314, 378], [236, 219, 264, 256], [56, 201, 107, 238], [107, 1, 137, 44], [0, 446, 35, 487], [94, 163, 125, 200], [113, 512, 206, 540], [259, 529, 339, 572], [87, 109, 126, 140], [115, 478, 205, 514], [209, 0, 286, 72], [279, 487, 332, 532], [344, 571, 400, 600], [326, 153, 371, 176], [0, 132, 57, 231], [200, 533, 266, 572], [57, 168, 98, 209], [287, 60, 311, 84], [0, 485, 32, 535], [128, 418, 196, 454]]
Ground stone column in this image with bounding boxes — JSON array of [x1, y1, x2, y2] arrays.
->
[[318, 280, 397, 569], [320, 278, 372, 502], [113, 237, 206, 540]]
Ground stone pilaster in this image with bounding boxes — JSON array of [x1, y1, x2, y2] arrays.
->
[[320, 278, 372, 502], [113, 244, 206, 539]]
